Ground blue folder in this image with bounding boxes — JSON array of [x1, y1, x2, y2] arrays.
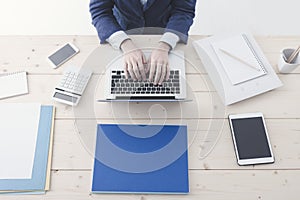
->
[[92, 124, 189, 194], [0, 106, 54, 191]]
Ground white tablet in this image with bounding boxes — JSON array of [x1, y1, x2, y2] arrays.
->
[[228, 112, 274, 165]]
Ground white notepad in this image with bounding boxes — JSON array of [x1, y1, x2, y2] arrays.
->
[[0, 71, 28, 99], [212, 34, 267, 85]]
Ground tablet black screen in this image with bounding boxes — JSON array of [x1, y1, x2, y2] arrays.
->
[[231, 117, 272, 159]]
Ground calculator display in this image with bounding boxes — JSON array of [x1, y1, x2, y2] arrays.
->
[[54, 92, 77, 103]]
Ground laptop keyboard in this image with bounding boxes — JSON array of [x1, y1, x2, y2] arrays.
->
[[110, 70, 180, 95]]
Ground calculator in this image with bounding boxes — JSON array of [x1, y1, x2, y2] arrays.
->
[[52, 66, 92, 106]]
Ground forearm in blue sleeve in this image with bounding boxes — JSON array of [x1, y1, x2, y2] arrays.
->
[[89, 0, 122, 43], [166, 0, 196, 44]]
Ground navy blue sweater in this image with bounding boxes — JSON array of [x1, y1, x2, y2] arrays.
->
[[89, 0, 196, 43]]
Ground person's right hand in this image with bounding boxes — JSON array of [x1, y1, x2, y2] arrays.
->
[[121, 39, 147, 81]]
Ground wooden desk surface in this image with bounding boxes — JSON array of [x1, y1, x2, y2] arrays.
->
[[0, 35, 299, 200]]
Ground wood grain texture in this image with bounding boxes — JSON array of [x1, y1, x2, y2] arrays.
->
[[0, 35, 299, 199]]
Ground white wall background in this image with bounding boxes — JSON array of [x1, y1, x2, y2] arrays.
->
[[0, 0, 299, 35]]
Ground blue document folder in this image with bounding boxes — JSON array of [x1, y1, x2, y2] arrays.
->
[[92, 124, 189, 194], [0, 105, 54, 191]]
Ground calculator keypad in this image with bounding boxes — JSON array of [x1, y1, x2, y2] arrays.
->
[[58, 70, 91, 94]]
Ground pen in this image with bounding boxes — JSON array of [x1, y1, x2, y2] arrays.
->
[[219, 48, 261, 71], [286, 45, 300, 63]]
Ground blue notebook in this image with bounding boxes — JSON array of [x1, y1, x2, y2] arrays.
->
[[0, 105, 54, 191], [92, 124, 189, 194]]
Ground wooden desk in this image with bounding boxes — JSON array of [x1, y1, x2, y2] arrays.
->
[[0, 35, 299, 200]]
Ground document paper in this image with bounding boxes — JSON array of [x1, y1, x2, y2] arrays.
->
[[0, 103, 41, 179]]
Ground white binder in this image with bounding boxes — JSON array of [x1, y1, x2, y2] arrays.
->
[[193, 32, 283, 105]]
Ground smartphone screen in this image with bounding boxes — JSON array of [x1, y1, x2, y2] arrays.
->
[[231, 117, 272, 160], [48, 44, 78, 67]]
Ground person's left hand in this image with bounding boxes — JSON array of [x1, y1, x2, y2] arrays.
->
[[148, 42, 171, 85]]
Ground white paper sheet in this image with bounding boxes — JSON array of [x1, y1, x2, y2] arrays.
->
[[0, 103, 41, 179]]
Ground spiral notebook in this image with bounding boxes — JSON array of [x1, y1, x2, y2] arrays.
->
[[212, 34, 267, 85], [0, 71, 28, 99]]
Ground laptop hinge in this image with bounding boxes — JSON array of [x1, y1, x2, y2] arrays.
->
[[115, 96, 175, 100]]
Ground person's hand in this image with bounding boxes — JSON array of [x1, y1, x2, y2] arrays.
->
[[148, 42, 171, 85], [121, 39, 147, 81]]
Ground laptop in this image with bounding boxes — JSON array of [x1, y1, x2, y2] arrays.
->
[[101, 50, 187, 102]]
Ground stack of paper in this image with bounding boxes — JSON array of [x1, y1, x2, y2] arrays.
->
[[0, 103, 55, 194]]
